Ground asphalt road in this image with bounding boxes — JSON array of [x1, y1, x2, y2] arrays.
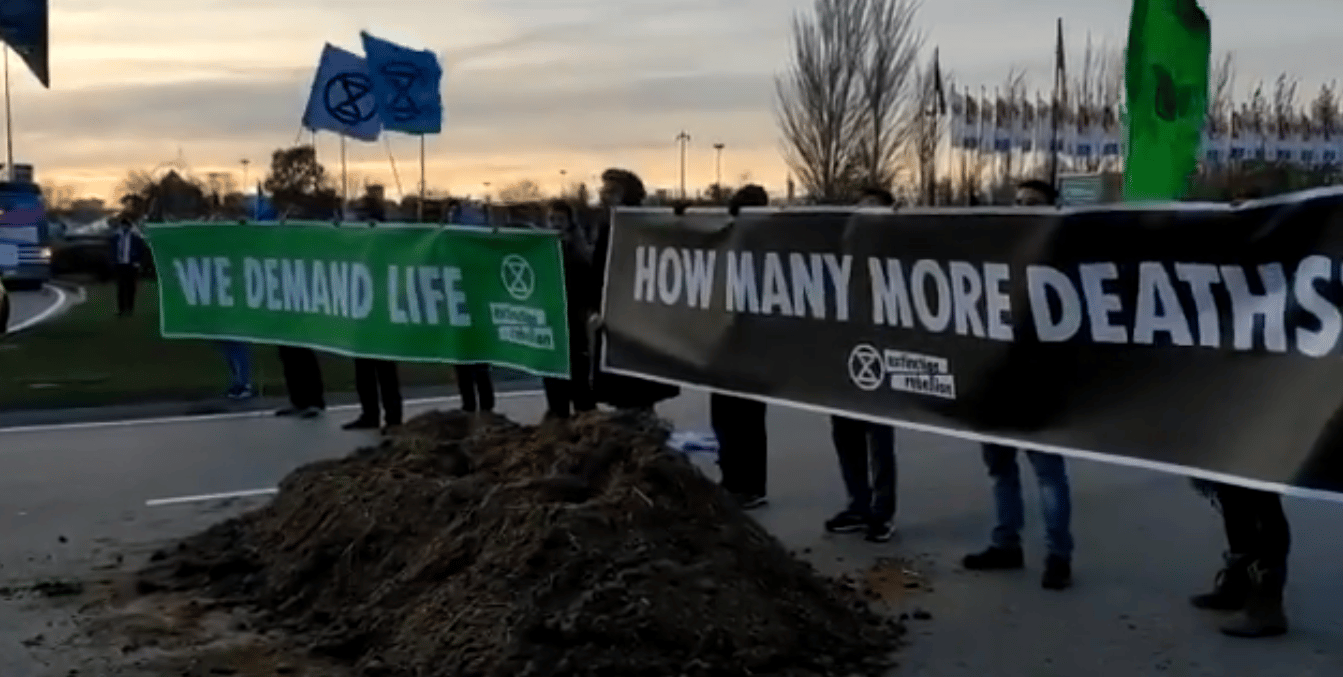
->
[[0, 391, 1340, 676], [5, 286, 73, 333]]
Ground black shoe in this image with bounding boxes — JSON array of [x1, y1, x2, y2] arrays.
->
[[342, 417, 379, 430], [275, 407, 301, 417], [734, 493, 768, 510], [1041, 555, 1072, 590], [824, 510, 869, 534], [962, 546, 1025, 571], [299, 406, 323, 419], [865, 519, 895, 543], [1191, 553, 1251, 611]]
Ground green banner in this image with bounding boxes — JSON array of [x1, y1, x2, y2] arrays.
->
[[1123, 0, 1211, 202], [146, 222, 571, 378]]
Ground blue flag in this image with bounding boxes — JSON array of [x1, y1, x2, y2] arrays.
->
[[0, 0, 48, 87], [360, 31, 444, 135], [302, 44, 381, 142]]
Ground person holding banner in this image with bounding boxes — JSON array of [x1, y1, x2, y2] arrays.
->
[[589, 168, 681, 414], [541, 200, 597, 419], [343, 211, 404, 432], [709, 185, 772, 510], [1187, 190, 1290, 639], [275, 346, 326, 418], [962, 179, 1074, 591], [825, 187, 899, 541]]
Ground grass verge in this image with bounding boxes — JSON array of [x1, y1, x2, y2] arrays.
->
[[0, 281, 460, 410]]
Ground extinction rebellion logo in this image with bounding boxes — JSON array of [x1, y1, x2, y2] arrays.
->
[[489, 253, 555, 352], [847, 344, 957, 400]]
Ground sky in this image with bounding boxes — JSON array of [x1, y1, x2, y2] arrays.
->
[[9, 0, 1343, 201]]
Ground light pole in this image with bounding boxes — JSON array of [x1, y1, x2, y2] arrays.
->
[[712, 143, 724, 196], [676, 131, 691, 200], [241, 158, 250, 191], [559, 169, 567, 197]]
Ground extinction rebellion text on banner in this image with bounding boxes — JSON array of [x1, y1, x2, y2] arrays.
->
[[598, 192, 1343, 500], [146, 222, 571, 378]]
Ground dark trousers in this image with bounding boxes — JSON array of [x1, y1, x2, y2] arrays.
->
[[354, 358, 402, 425], [277, 346, 325, 410], [1211, 483, 1290, 570], [711, 394, 768, 497], [542, 327, 595, 417], [455, 364, 495, 412], [115, 264, 138, 315], [830, 416, 897, 521]]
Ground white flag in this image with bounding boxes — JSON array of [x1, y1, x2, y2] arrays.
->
[[302, 43, 382, 142]]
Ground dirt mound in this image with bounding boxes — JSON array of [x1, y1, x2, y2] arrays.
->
[[137, 410, 903, 677]]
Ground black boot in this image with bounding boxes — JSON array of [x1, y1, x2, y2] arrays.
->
[[1220, 560, 1288, 638], [1190, 552, 1251, 611]]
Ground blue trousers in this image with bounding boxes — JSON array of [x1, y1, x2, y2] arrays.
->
[[983, 444, 1074, 559]]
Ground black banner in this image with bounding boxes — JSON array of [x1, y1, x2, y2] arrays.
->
[[599, 189, 1343, 501]]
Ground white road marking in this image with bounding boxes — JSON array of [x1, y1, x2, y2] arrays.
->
[[0, 389, 543, 435], [8, 283, 70, 333], [145, 488, 278, 507]]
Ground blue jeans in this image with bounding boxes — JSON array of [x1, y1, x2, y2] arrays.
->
[[983, 444, 1073, 559], [218, 341, 252, 391]]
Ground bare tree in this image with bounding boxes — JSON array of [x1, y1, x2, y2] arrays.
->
[[853, 0, 923, 190], [498, 179, 543, 204], [776, 0, 923, 202]]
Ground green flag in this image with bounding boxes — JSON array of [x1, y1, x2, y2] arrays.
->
[[1123, 0, 1211, 201]]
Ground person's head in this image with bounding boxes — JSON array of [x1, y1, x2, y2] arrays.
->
[[599, 168, 646, 207], [117, 216, 132, 230], [1015, 179, 1057, 207], [857, 186, 896, 207], [729, 184, 769, 210], [546, 199, 575, 231]]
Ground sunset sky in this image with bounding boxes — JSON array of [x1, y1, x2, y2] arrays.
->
[[9, 0, 1342, 201]]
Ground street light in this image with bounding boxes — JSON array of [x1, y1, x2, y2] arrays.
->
[[713, 143, 725, 195], [241, 158, 250, 192], [676, 131, 691, 200], [559, 169, 567, 197]]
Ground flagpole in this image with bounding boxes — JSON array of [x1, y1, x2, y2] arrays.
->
[[340, 134, 348, 217], [4, 46, 13, 182], [1050, 17, 1064, 190], [418, 135, 426, 222]]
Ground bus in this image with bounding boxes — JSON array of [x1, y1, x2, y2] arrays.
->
[[0, 180, 51, 290]]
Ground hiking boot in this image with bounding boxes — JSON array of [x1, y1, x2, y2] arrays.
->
[[1041, 555, 1072, 590], [1191, 552, 1251, 611], [824, 510, 869, 534], [962, 546, 1024, 571], [342, 417, 379, 431], [1220, 561, 1288, 638], [865, 519, 896, 543]]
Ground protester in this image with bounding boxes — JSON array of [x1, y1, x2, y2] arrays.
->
[[1186, 188, 1290, 638], [1189, 480, 1290, 637], [708, 184, 772, 510], [825, 186, 899, 540], [109, 216, 147, 317], [540, 199, 597, 420], [345, 359, 403, 431], [217, 340, 254, 400], [962, 179, 1074, 590], [275, 346, 326, 418], [456, 363, 495, 414], [343, 209, 404, 432], [589, 168, 681, 414]]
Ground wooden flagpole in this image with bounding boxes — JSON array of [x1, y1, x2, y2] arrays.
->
[[4, 46, 13, 182], [419, 135, 426, 222]]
